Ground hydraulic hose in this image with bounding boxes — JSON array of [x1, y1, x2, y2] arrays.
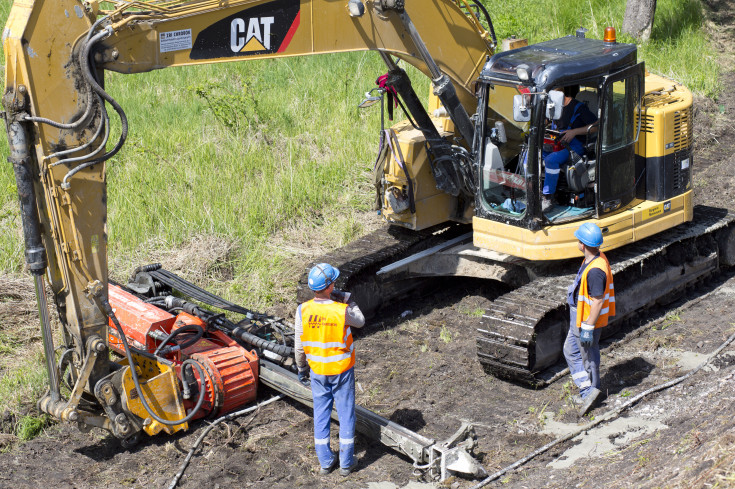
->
[[23, 16, 108, 130], [230, 326, 294, 357], [130, 263, 163, 282], [469, 327, 735, 489], [24, 88, 94, 130], [153, 324, 205, 356], [79, 27, 127, 158], [143, 296, 169, 304], [48, 99, 110, 166], [57, 347, 76, 391], [472, 1, 497, 48], [164, 296, 294, 358], [62, 25, 129, 189], [95, 296, 209, 427], [180, 359, 208, 416]]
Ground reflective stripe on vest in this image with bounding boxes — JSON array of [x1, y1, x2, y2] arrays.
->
[[300, 300, 354, 375], [575, 252, 615, 329]]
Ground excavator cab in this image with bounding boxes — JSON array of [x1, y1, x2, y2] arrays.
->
[[470, 32, 691, 260], [475, 33, 643, 225]]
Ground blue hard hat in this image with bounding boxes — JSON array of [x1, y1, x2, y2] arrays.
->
[[307, 263, 340, 291], [574, 222, 603, 248]]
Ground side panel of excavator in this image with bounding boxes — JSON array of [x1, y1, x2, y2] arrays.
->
[[472, 192, 693, 260]]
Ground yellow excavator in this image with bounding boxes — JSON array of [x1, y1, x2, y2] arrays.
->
[[3, 0, 734, 448]]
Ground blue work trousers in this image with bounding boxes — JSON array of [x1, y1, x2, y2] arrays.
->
[[311, 367, 356, 470], [563, 306, 602, 398], [542, 149, 568, 195], [542, 138, 584, 195]]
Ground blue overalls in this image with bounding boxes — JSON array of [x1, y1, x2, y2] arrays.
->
[[543, 102, 585, 195], [563, 259, 603, 398], [311, 368, 357, 470]]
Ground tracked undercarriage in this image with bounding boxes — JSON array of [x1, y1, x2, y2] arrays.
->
[[299, 205, 735, 385]]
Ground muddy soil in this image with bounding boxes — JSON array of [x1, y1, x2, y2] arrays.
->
[[3, 5, 735, 489], [4, 269, 735, 489]]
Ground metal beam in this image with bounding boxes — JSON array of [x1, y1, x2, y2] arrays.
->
[[376, 232, 473, 276]]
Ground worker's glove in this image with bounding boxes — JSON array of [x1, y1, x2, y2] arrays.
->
[[298, 367, 310, 386], [580, 323, 595, 348], [330, 289, 351, 303]]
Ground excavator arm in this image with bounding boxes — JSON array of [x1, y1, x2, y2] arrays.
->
[[2, 0, 493, 439], [98, 0, 489, 96]]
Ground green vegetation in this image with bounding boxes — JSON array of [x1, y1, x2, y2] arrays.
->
[[528, 401, 550, 426], [0, 353, 49, 424], [0, 0, 720, 294], [485, 0, 718, 96], [560, 379, 575, 401], [104, 54, 388, 305], [0, 0, 723, 435], [459, 305, 485, 317], [655, 311, 682, 330], [17, 414, 50, 441], [439, 325, 452, 343]]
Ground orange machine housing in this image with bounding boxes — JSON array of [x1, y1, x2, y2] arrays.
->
[[107, 284, 258, 419]]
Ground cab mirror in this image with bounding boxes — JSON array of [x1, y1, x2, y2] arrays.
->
[[546, 90, 564, 120], [513, 94, 531, 122], [358, 88, 384, 109]]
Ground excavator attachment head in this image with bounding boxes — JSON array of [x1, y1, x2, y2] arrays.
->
[[418, 422, 487, 481], [118, 353, 189, 436]]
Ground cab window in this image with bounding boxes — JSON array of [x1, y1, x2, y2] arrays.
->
[[479, 85, 529, 217], [601, 78, 638, 152]]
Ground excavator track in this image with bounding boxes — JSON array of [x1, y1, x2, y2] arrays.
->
[[478, 205, 735, 385], [299, 206, 735, 386], [297, 223, 471, 315]]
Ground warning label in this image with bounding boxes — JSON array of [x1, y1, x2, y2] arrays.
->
[[160, 29, 192, 53], [646, 204, 664, 220], [643, 200, 672, 221]]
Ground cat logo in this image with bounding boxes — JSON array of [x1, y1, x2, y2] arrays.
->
[[191, 0, 300, 60], [230, 17, 275, 52]]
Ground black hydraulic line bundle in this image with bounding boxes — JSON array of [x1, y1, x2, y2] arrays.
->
[[126, 264, 295, 360]]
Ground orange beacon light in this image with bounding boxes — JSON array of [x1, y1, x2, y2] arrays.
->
[[604, 27, 617, 43]]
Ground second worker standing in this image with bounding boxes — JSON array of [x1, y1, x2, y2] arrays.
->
[[294, 263, 365, 477]]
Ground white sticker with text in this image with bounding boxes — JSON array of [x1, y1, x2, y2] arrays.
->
[[160, 29, 192, 53]]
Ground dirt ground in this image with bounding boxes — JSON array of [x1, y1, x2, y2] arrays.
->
[[3, 4, 735, 489]]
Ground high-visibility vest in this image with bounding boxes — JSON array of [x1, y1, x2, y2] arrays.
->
[[575, 253, 615, 329], [300, 300, 354, 376]]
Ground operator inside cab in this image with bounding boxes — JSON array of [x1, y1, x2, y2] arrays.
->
[[542, 85, 598, 211]]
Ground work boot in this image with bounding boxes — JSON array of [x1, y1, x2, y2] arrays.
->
[[340, 461, 358, 477], [578, 387, 601, 416], [319, 458, 338, 475], [570, 394, 583, 405]]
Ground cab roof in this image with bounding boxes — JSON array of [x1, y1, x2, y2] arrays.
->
[[480, 35, 638, 91]]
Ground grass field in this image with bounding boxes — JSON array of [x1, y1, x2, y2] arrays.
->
[[0, 0, 722, 430]]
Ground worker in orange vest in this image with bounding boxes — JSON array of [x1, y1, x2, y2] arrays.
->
[[564, 223, 615, 416], [295, 263, 365, 476]]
